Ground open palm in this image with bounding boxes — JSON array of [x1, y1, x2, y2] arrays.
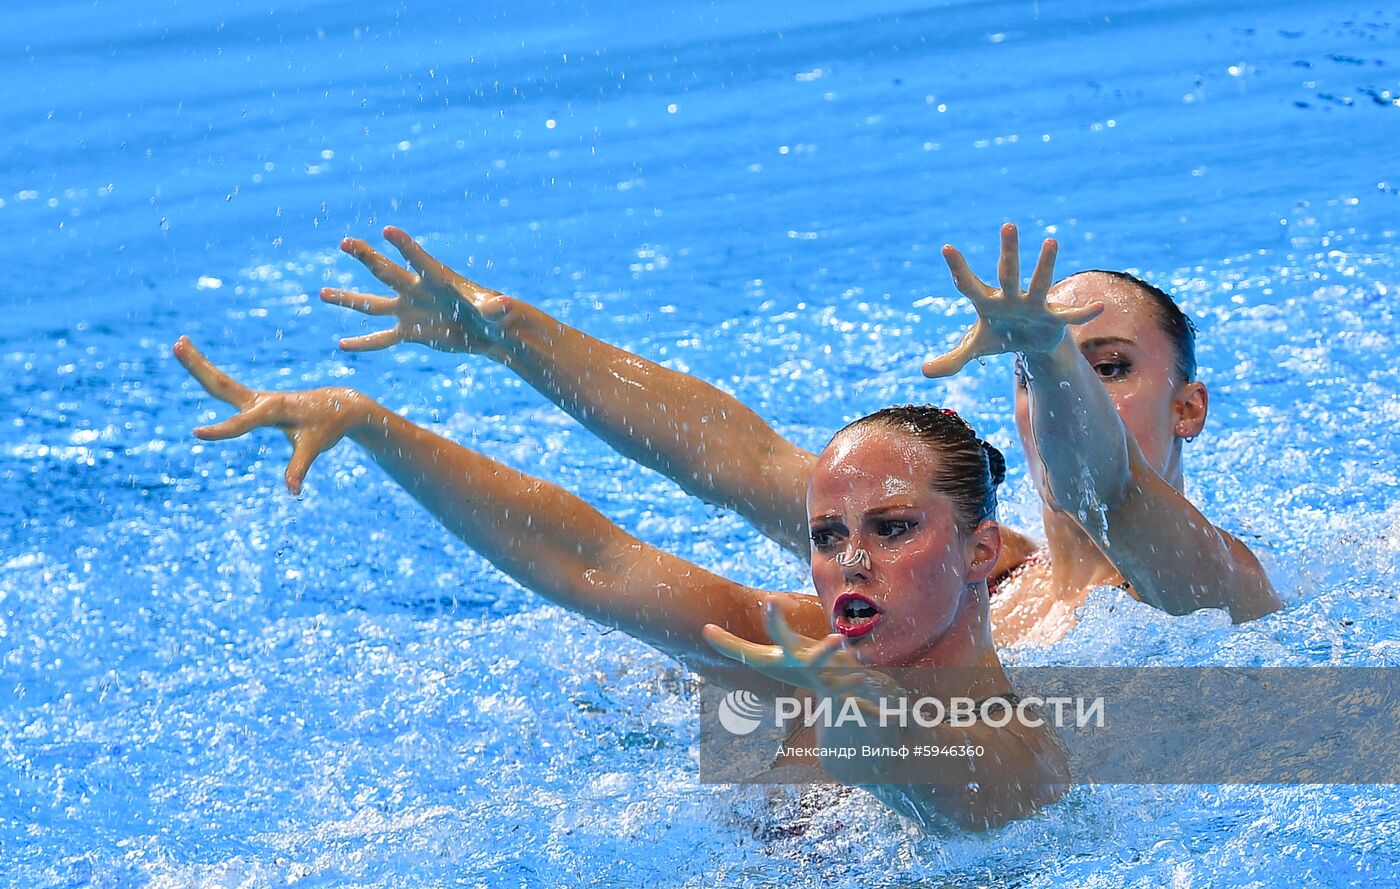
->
[[704, 597, 894, 703], [922, 223, 1104, 379], [173, 336, 364, 494], [321, 226, 518, 355]]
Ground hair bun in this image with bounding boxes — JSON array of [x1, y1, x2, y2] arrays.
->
[[979, 439, 1007, 488], [834, 404, 1003, 529]]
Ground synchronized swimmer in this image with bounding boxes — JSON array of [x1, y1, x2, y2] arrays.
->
[[320, 221, 1282, 645], [176, 222, 1281, 831]]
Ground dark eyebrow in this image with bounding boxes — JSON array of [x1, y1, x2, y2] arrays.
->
[[863, 504, 917, 518], [808, 504, 916, 526], [1078, 336, 1136, 350]]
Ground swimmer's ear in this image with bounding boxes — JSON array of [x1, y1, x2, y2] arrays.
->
[[965, 521, 1002, 583], [1173, 381, 1208, 441]]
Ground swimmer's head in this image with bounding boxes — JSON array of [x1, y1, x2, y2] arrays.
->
[[1016, 271, 1208, 495], [807, 406, 1001, 664], [1065, 269, 1198, 384], [831, 405, 1006, 535]]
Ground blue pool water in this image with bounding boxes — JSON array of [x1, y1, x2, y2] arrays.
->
[[4, 0, 1400, 885]]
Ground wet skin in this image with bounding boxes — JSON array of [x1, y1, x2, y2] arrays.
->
[[806, 426, 1000, 668], [1013, 272, 1207, 504]]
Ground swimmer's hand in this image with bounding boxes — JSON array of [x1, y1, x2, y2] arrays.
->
[[921, 223, 1105, 378], [322, 226, 519, 355], [703, 597, 896, 706], [173, 336, 366, 494]]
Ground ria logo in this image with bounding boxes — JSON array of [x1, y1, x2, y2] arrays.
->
[[717, 689, 766, 735]]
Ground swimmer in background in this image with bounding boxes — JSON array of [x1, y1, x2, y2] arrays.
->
[[320, 223, 1280, 647], [173, 338, 1069, 829], [922, 225, 1281, 643]]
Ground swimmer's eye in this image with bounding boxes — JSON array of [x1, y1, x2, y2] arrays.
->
[[810, 528, 842, 549], [876, 519, 916, 540], [1013, 362, 1028, 389], [1093, 360, 1131, 381]]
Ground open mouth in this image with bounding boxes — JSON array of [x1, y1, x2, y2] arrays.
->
[[833, 592, 883, 639]]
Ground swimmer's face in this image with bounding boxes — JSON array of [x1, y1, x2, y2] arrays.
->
[[808, 427, 997, 666], [1015, 273, 1207, 499]]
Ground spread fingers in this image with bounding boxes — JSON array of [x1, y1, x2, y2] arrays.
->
[[997, 222, 1021, 297], [173, 337, 256, 408], [703, 624, 777, 667], [1027, 238, 1059, 300], [1051, 300, 1105, 326], [383, 226, 449, 279], [941, 244, 993, 301], [341, 238, 417, 291], [193, 399, 273, 441], [320, 288, 397, 316], [338, 328, 403, 353]]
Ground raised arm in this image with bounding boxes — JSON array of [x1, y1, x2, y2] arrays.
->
[[172, 336, 828, 675], [922, 225, 1280, 621], [321, 227, 816, 555]]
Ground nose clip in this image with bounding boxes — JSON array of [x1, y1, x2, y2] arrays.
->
[[836, 547, 872, 571]]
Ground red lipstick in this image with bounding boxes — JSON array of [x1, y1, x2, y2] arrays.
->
[[833, 592, 883, 638]]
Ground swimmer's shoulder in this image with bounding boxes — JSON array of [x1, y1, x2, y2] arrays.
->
[[1216, 526, 1283, 620], [1219, 527, 1263, 568], [989, 526, 1042, 590]]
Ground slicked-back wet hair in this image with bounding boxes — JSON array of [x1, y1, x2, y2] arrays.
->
[[832, 405, 1005, 534], [1066, 269, 1198, 383]]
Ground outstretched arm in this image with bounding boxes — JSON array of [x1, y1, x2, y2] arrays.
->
[[322, 227, 817, 556], [172, 336, 828, 675], [923, 224, 1280, 621]]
